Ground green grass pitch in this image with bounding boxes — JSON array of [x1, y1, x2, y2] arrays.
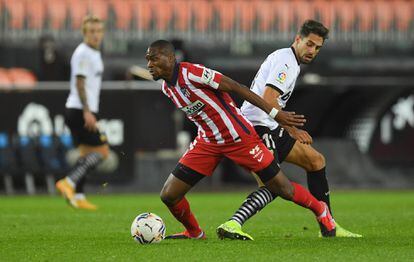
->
[[1, 191, 413, 261]]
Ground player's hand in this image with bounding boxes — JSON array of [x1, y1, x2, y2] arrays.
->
[[83, 110, 98, 132], [274, 110, 306, 127], [288, 128, 313, 144]]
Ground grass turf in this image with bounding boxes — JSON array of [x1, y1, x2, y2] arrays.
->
[[1, 191, 413, 261]]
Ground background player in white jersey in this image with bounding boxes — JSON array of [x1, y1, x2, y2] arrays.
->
[[56, 15, 108, 210], [217, 20, 361, 239]]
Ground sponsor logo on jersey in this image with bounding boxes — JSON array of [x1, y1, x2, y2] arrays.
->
[[181, 100, 205, 116], [180, 87, 191, 98], [249, 144, 264, 162], [201, 68, 214, 85], [276, 71, 287, 84]]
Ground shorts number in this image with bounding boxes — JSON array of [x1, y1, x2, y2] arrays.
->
[[262, 133, 275, 150]]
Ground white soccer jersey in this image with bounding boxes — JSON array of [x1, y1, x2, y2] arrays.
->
[[241, 47, 300, 130], [65, 43, 104, 113]]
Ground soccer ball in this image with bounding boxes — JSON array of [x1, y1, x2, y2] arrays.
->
[[130, 212, 166, 244]]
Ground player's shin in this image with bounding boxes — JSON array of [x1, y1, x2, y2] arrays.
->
[[166, 197, 202, 237], [307, 167, 332, 213], [230, 187, 276, 226], [67, 152, 103, 184], [291, 182, 325, 216]]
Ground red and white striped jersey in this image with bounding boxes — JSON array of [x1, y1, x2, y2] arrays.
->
[[161, 62, 256, 144]]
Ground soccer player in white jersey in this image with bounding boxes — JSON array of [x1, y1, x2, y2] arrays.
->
[[146, 40, 337, 240], [56, 15, 108, 210], [217, 20, 362, 239]]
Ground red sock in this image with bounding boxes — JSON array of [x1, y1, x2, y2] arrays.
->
[[168, 197, 202, 236], [291, 182, 324, 216]]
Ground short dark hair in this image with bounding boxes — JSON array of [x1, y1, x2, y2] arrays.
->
[[299, 20, 329, 40], [149, 40, 175, 55]]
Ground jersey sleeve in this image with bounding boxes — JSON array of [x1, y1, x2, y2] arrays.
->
[[187, 64, 223, 90], [71, 52, 89, 78], [264, 60, 293, 95]]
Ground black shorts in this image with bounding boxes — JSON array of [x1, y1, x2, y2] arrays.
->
[[65, 108, 107, 146], [254, 125, 296, 163]]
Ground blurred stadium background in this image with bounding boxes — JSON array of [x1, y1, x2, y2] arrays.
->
[[1, 0, 414, 195]]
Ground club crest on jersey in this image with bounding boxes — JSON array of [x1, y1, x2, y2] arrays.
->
[[181, 100, 205, 116], [276, 71, 287, 84], [201, 68, 214, 85]]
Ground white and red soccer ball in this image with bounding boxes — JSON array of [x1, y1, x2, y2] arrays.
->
[[130, 212, 166, 244]]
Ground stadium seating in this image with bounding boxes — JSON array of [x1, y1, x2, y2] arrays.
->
[[0, 0, 413, 41], [0, 133, 18, 194], [8, 134, 71, 195], [26, 0, 46, 29], [111, 0, 133, 30], [7, 68, 37, 89], [70, 0, 89, 29], [131, 0, 153, 30], [13, 136, 40, 195], [37, 135, 69, 194], [213, 0, 236, 31], [0, 67, 36, 89], [45, 0, 68, 30], [3, 0, 25, 29], [173, 0, 191, 31], [191, 0, 213, 32], [0, 68, 13, 89]]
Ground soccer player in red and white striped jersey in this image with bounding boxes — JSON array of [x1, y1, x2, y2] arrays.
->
[[146, 40, 336, 239]]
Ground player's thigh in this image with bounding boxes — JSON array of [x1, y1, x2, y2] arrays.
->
[[162, 141, 221, 204], [178, 140, 221, 178], [284, 141, 325, 171], [272, 127, 296, 163], [66, 108, 109, 156], [225, 137, 274, 176]]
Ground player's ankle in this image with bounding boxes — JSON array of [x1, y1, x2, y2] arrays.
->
[[188, 228, 203, 237]]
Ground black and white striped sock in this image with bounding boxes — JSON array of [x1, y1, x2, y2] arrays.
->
[[231, 187, 276, 226], [67, 152, 103, 184]]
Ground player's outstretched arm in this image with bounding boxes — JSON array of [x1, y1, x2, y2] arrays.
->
[[218, 75, 306, 127]]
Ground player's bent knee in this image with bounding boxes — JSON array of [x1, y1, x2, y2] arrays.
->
[[308, 151, 325, 171], [255, 159, 280, 184], [160, 185, 176, 206]]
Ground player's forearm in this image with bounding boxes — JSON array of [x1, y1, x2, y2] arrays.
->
[[219, 76, 276, 116], [263, 86, 282, 110], [76, 77, 90, 112], [233, 82, 274, 115]]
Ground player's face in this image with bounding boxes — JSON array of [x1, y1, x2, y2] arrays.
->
[[295, 33, 324, 64], [83, 22, 104, 49], [146, 48, 174, 81]]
